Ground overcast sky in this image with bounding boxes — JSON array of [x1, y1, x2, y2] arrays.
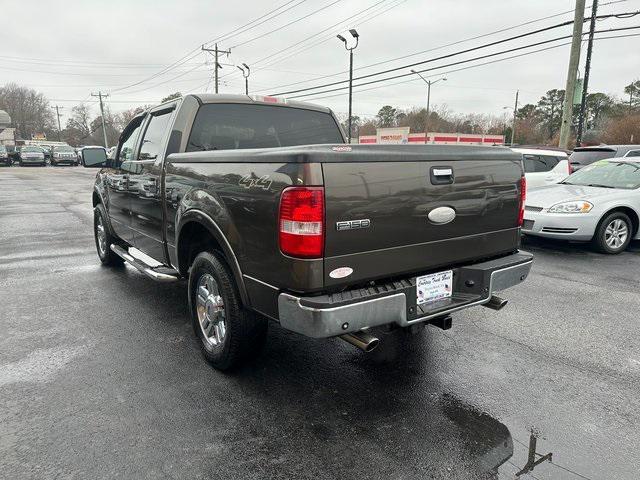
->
[[2, 0, 640, 124]]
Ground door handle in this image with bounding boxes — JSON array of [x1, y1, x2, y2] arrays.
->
[[430, 166, 454, 185]]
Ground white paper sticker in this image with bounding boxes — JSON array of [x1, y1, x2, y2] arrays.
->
[[416, 270, 453, 305]]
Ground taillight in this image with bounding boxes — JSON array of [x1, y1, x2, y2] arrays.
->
[[279, 187, 324, 258], [518, 176, 526, 227]]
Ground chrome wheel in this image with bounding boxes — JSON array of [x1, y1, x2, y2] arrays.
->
[[96, 215, 107, 256], [604, 219, 629, 250], [196, 273, 226, 347]]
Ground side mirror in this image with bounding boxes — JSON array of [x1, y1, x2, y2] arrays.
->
[[82, 148, 108, 168]]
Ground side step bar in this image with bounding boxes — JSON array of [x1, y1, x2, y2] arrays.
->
[[110, 244, 180, 282]]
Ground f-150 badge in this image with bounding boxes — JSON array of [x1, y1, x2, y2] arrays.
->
[[336, 219, 370, 231]]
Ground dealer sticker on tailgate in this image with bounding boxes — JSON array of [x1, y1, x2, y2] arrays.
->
[[416, 270, 453, 305]]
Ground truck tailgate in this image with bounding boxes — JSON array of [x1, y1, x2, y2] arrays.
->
[[323, 146, 523, 287]]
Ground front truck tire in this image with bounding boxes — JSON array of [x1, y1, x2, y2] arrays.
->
[[93, 203, 124, 266], [188, 251, 267, 371]]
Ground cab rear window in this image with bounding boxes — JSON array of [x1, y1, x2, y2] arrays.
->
[[186, 104, 343, 152]]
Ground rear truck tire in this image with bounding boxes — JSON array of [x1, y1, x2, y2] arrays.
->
[[188, 251, 267, 371], [592, 211, 632, 254], [93, 203, 124, 266]]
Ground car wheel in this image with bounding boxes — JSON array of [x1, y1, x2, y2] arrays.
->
[[93, 204, 124, 266], [188, 251, 267, 371], [593, 212, 632, 254]]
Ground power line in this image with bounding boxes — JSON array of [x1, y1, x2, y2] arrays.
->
[[107, 0, 307, 94], [298, 30, 640, 102], [256, 0, 628, 93], [255, 0, 407, 70], [273, 13, 640, 97], [230, 0, 342, 49]]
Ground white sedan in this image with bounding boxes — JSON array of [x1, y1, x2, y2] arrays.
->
[[512, 147, 571, 189], [522, 159, 640, 254]]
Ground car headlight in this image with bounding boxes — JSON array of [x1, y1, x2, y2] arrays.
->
[[548, 201, 593, 213]]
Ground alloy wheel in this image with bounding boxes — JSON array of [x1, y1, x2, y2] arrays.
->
[[196, 273, 226, 347], [604, 219, 629, 250]]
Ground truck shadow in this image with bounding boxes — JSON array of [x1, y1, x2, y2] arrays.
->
[[104, 267, 514, 478]]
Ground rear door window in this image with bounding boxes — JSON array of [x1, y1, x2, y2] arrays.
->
[[186, 103, 343, 152], [523, 154, 559, 173], [624, 150, 640, 157]]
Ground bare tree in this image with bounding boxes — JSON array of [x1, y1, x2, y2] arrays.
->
[[0, 83, 54, 139]]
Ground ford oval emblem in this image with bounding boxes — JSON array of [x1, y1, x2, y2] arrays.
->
[[329, 267, 353, 279], [428, 206, 456, 225]]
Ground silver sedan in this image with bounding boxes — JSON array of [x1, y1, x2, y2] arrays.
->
[[522, 159, 640, 254]]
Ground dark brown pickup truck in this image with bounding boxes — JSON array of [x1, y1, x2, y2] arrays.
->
[[84, 93, 532, 370]]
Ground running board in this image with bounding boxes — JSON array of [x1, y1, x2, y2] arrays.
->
[[110, 244, 180, 282]]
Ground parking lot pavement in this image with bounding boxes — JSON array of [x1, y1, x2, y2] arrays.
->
[[1, 166, 639, 479]]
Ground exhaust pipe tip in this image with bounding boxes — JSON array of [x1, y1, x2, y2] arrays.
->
[[340, 331, 380, 352], [484, 295, 508, 311]]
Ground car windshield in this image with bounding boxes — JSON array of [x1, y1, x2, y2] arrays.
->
[[22, 146, 42, 153], [569, 148, 617, 166], [53, 146, 75, 152], [562, 160, 640, 189]]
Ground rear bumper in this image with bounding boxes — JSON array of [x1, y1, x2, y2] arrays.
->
[[277, 251, 533, 338]]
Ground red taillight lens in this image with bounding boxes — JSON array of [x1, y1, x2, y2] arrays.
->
[[279, 187, 324, 258], [518, 176, 526, 227]]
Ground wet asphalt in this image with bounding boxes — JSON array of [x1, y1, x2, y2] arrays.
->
[[0, 166, 639, 480]]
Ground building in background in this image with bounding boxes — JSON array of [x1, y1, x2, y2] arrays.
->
[[359, 127, 504, 145]]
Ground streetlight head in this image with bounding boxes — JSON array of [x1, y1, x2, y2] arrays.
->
[[442, 77, 447, 81], [349, 29, 359, 38], [242, 63, 249, 70], [411, 69, 417, 73], [336, 34, 346, 43]]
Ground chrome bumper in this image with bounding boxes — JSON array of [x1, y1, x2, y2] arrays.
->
[[277, 252, 533, 338]]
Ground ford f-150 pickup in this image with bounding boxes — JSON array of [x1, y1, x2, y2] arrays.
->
[[84, 93, 532, 370]]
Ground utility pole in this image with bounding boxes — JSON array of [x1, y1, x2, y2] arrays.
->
[[558, 0, 586, 149], [237, 63, 250, 95], [511, 90, 519, 145], [54, 105, 63, 142], [202, 43, 231, 94], [337, 30, 360, 143], [411, 70, 446, 133], [576, 0, 598, 147], [91, 92, 109, 148]]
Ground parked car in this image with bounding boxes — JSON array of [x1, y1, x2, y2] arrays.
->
[[569, 144, 640, 171], [0, 145, 11, 166], [83, 93, 532, 371], [18, 145, 46, 166], [512, 147, 570, 188], [523, 158, 640, 253], [50, 145, 79, 166]]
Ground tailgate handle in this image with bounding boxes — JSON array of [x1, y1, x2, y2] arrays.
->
[[430, 166, 454, 185]]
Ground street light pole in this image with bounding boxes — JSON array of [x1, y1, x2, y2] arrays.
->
[[237, 63, 250, 95], [410, 70, 446, 134], [337, 29, 359, 143]]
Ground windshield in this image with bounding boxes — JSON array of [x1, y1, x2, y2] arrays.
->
[[569, 149, 617, 166], [186, 104, 343, 152], [53, 146, 75, 152], [22, 146, 43, 153], [562, 160, 640, 189]]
